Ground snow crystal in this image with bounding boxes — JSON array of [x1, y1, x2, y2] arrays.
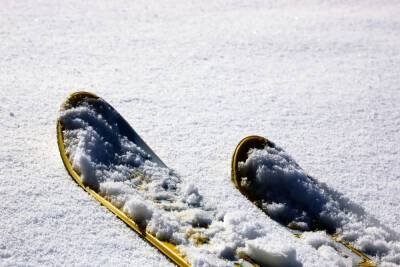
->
[[123, 199, 153, 228], [240, 241, 300, 267], [316, 246, 350, 267], [147, 213, 178, 241], [183, 183, 203, 207], [179, 209, 212, 228], [302, 231, 334, 249]]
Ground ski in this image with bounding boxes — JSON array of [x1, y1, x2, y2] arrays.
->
[[231, 136, 376, 267], [57, 92, 190, 267], [57, 92, 260, 267]]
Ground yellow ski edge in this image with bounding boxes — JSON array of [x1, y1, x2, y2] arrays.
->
[[56, 92, 190, 267], [231, 135, 377, 267], [231, 135, 267, 193], [331, 235, 376, 267]]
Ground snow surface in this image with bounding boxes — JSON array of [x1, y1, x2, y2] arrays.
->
[[1, 0, 400, 266]]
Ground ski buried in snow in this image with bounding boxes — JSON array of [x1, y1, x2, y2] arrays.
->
[[58, 92, 377, 266], [57, 92, 190, 267], [231, 135, 376, 267], [57, 92, 261, 267]]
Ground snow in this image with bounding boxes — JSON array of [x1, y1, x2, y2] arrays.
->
[[302, 232, 334, 249], [317, 246, 350, 267], [240, 242, 300, 267], [1, 0, 400, 266]]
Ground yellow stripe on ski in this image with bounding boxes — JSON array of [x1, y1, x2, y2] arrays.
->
[[331, 235, 376, 267]]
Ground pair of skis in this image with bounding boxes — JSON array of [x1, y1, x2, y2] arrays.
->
[[57, 92, 375, 267]]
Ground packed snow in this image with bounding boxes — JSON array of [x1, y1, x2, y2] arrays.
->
[[1, 0, 400, 266], [238, 144, 400, 265]]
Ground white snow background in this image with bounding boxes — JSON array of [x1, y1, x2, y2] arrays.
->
[[1, 0, 400, 266]]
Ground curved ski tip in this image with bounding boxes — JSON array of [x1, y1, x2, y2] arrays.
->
[[231, 135, 269, 191], [69, 90, 99, 98], [56, 91, 191, 267], [60, 91, 100, 110]]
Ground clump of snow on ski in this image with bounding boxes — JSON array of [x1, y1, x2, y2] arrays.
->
[[60, 98, 341, 267], [238, 143, 400, 266]]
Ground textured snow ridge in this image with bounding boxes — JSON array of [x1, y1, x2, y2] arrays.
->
[[238, 144, 400, 266], [60, 98, 340, 267]]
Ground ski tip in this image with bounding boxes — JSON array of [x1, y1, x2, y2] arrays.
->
[[232, 136, 378, 267], [56, 91, 191, 267], [69, 91, 99, 99], [60, 91, 100, 111], [231, 135, 269, 192]]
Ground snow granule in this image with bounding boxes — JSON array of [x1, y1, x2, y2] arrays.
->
[[240, 242, 300, 267]]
